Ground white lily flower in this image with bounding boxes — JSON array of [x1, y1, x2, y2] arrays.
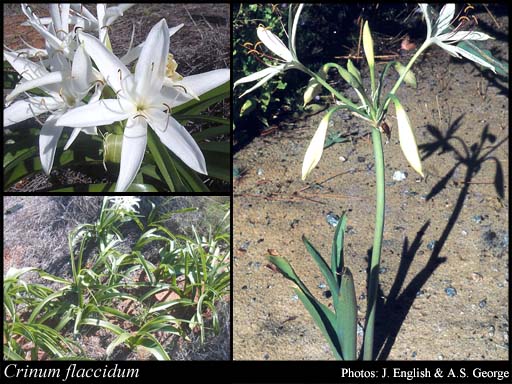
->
[[56, 19, 230, 192], [109, 196, 140, 213], [234, 4, 304, 97], [419, 3, 496, 73], [4, 46, 100, 175], [20, 3, 77, 60]]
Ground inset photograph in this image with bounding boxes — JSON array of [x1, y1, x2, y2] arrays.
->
[[4, 196, 230, 360], [233, 4, 508, 360], [4, 3, 230, 192]]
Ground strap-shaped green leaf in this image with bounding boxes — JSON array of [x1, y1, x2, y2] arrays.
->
[[335, 267, 357, 360], [302, 235, 339, 298], [267, 255, 342, 359], [331, 214, 347, 282]]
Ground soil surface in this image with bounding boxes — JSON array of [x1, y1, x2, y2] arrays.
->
[[233, 10, 509, 360], [3, 196, 230, 360], [3, 3, 230, 192]]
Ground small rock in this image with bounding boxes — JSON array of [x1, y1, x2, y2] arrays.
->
[[437, 354, 444, 360], [326, 212, 340, 227], [239, 241, 251, 251], [318, 283, 326, 289], [291, 294, 299, 302], [479, 299, 487, 308], [263, 353, 270, 360], [357, 156, 366, 163], [411, 351, 417, 358], [427, 240, 436, 250], [471, 272, 483, 282], [392, 170, 407, 181], [379, 267, 388, 274], [359, 293, 366, 300], [339, 156, 347, 162], [488, 325, 495, 337], [322, 291, 332, 299], [346, 226, 356, 234], [257, 168, 264, 176], [241, 285, 248, 290], [472, 215, 484, 224], [416, 289, 425, 297], [461, 230, 468, 236], [445, 287, 457, 297]]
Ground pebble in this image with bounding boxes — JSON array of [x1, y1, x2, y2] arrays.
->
[[257, 168, 264, 176], [411, 351, 417, 358], [248, 261, 261, 269], [357, 156, 366, 163], [359, 293, 366, 300], [263, 353, 270, 360], [479, 299, 487, 308], [472, 215, 484, 224], [239, 241, 251, 251], [404, 190, 418, 196], [318, 283, 326, 289], [445, 287, 457, 297], [416, 289, 425, 297], [471, 272, 483, 282], [427, 240, 436, 250], [322, 291, 332, 299], [379, 267, 388, 274], [385, 181, 397, 187], [241, 285, 248, 290], [339, 156, 347, 162], [488, 325, 495, 337], [291, 294, 299, 302], [326, 212, 340, 227], [461, 230, 468, 236], [392, 170, 407, 181]]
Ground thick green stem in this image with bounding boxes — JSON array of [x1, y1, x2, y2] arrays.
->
[[363, 127, 386, 360]]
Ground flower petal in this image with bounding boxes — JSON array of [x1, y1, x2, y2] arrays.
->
[[39, 114, 64, 175], [78, 31, 132, 94], [257, 26, 294, 62], [146, 109, 207, 174], [4, 51, 48, 80], [290, 4, 304, 58], [120, 24, 184, 65], [134, 19, 169, 98], [115, 117, 148, 192], [56, 99, 132, 128], [4, 97, 62, 127], [435, 4, 455, 35], [6, 71, 64, 104], [240, 70, 281, 98], [435, 40, 497, 73], [302, 112, 330, 180], [162, 69, 230, 105], [71, 45, 93, 94], [437, 30, 494, 42], [233, 66, 280, 88], [418, 4, 432, 40]]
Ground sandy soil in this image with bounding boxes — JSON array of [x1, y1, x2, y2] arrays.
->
[[233, 10, 509, 360]]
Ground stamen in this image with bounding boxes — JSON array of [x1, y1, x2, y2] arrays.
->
[[118, 68, 122, 82], [151, 62, 155, 72], [172, 85, 188, 94], [464, 5, 475, 13]]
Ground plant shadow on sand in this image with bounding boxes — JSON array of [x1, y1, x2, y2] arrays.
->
[[373, 117, 508, 360]]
